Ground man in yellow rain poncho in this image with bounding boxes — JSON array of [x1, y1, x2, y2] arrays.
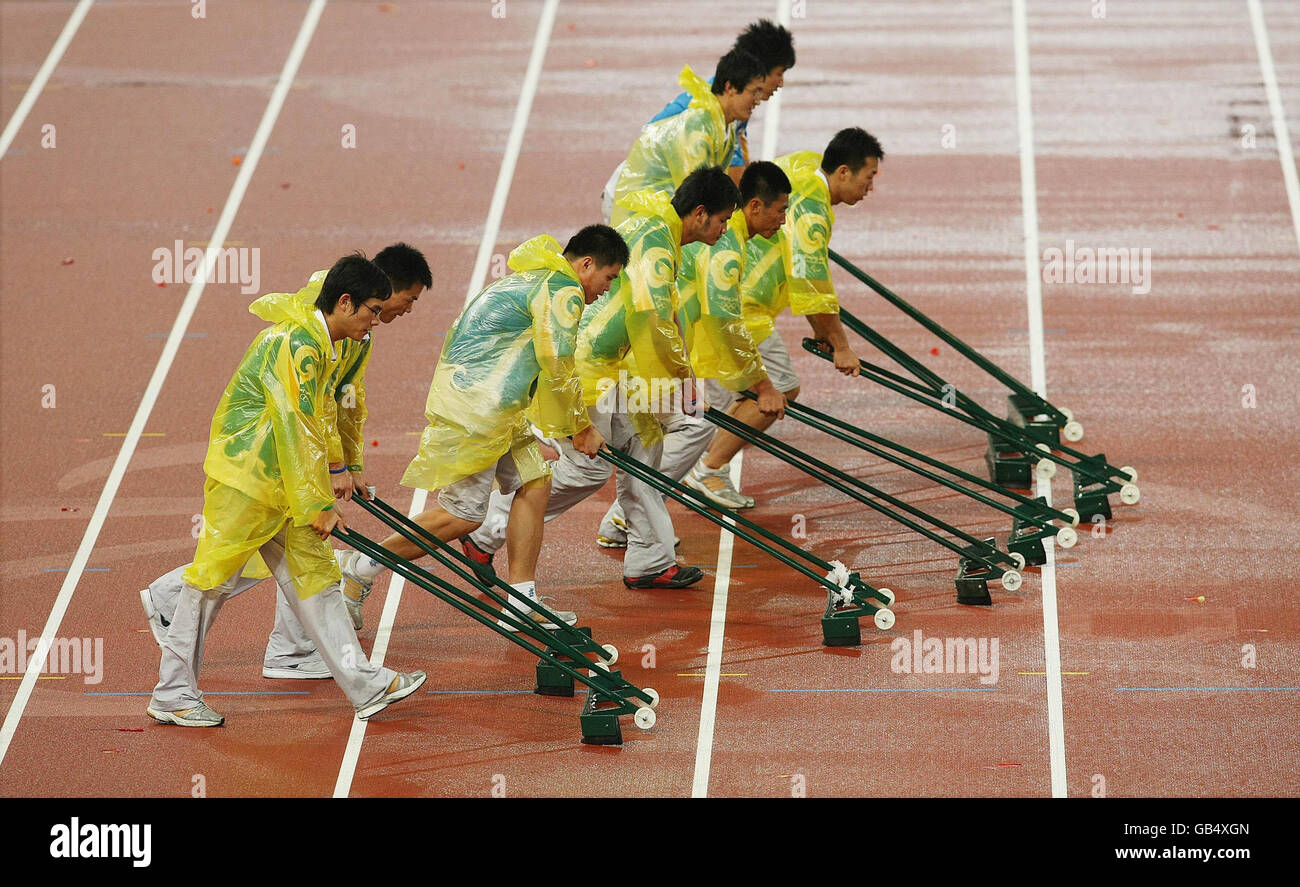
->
[[338, 227, 628, 629], [594, 160, 794, 544], [606, 48, 767, 226], [685, 127, 885, 508], [147, 254, 426, 727], [138, 245, 432, 674], [464, 167, 740, 589]]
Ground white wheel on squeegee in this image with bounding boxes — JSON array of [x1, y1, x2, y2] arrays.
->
[[1059, 406, 1074, 422], [1036, 459, 1057, 480], [874, 587, 895, 605], [600, 643, 618, 665], [1000, 570, 1023, 592], [591, 658, 611, 672], [1120, 465, 1138, 483], [1055, 525, 1078, 549], [634, 706, 656, 730], [1120, 483, 1141, 505], [1010, 552, 1026, 570], [1063, 421, 1084, 442], [1062, 507, 1080, 527], [642, 687, 659, 709], [873, 608, 896, 630]]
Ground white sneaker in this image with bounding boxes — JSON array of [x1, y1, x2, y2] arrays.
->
[[497, 596, 578, 631], [139, 587, 169, 646], [146, 701, 225, 727], [684, 463, 755, 509], [262, 651, 332, 680], [336, 549, 374, 630], [356, 670, 427, 720]]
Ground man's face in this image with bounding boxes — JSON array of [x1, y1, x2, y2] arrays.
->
[[720, 77, 766, 122], [379, 283, 424, 323], [761, 66, 787, 100], [575, 258, 623, 303], [339, 293, 385, 342], [835, 156, 880, 206], [693, 206, 734, 246], [745, 193, 789, 240]]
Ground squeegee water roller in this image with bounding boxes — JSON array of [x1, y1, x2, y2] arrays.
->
[[597, 445, 896, 644], [703, 407, 1026, 588], [829, 247, 1083, 440], [748, 394, 1080, 552], [336, 497, 657, 743], [798, 337, 1140, 512]]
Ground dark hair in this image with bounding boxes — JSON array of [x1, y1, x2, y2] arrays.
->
[[739, 160, 792, 205], [564, 224, 630, 268], [316, 253, 391, 314], [734, 19, 795, 71], [821, 127, 886, 174], [711, 48, 767, 96], [373, 242, 432, 292], [673, 165, 741, 217]]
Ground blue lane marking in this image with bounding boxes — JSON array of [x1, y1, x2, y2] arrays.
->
[[427, 689, 589, 695], [768, 687, 998, 693], [1115, 686, 1300, 692], [84, 686, 312, 691]]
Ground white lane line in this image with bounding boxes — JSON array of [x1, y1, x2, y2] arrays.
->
[[1248, 0, 1300, 253], [331, 0, 559, 798], [691, 452, 743, 798], [693, 0, 787, 797], [758, 0, 792, 161], [0, 0, 330, 771], [0, 0, 94, 159], [1011, 0, 1068, 799], [465, 0, 560, 304], [333, 490, 426, 798]]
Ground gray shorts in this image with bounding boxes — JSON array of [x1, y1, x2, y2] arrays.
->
[[437, 452, 528, 523], [702, 329, 801, 408]]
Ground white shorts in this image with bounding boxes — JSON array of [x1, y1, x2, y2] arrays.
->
[[702, 329, 801, 408]]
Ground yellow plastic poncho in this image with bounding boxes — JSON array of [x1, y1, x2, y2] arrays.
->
[[249, 271, 373, 471], [678, 210, 767, 390], [401, 236, 589, 492], [183, 293, 342, 599], [577, 190, 692, 445], [610, 65, 737, 226], [739, 150, 841, 345]]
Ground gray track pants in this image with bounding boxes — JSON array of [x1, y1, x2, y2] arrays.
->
[[149, 529, 395, 713]]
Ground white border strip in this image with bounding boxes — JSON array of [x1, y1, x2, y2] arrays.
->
[[331, 0, 559, 798], [0, 0, 330, 770], [0, 0, 94, 159], [690, 453, 742, 798], [1011, 0, 1068, 799], [758, 0, 792, 161], [1247, 0, 1300, 254]]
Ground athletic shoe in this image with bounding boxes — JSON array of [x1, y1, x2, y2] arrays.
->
[[146, 702, 225, 728], [497, 596, 579, 631], [623, 564, 705, 589], [356, 670, 427, 720], [684, 463, 755, 509], [262, 652, 332, 680], [596, 514, 680, 549], [459, 536, 497, 582], [337, 549, 373, 630], [139, 587, 169, 647]]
